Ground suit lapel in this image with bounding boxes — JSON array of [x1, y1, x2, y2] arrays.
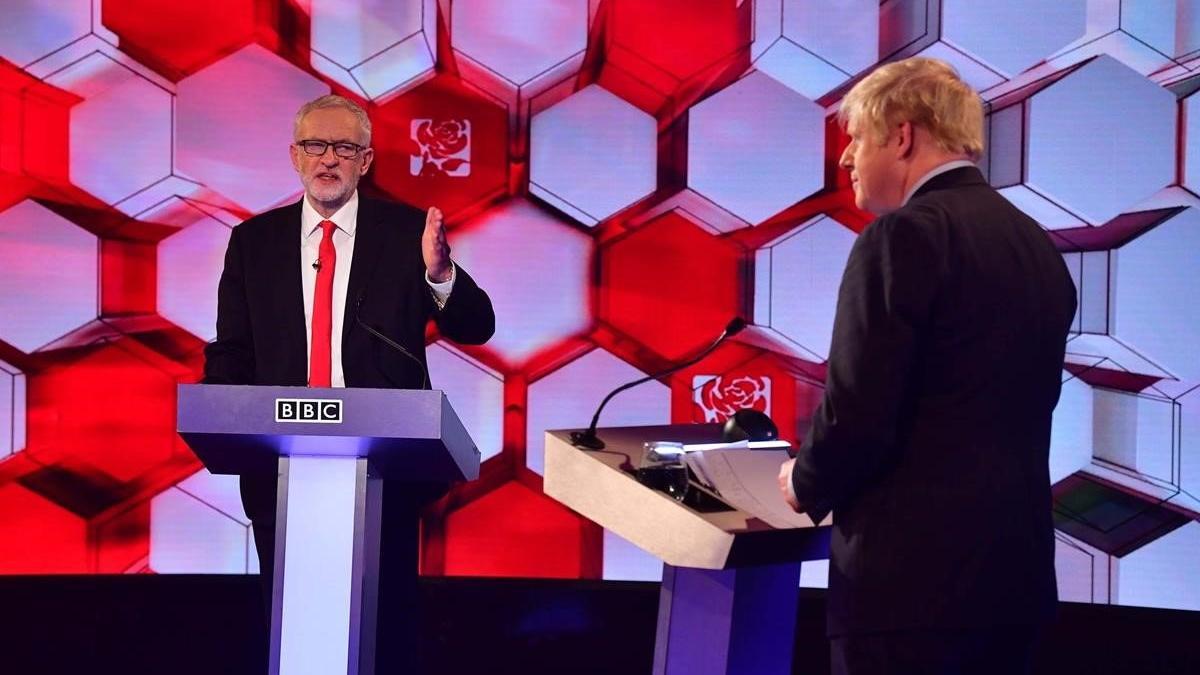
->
[[343, 197, 387, 346], [271, 200, 309, 383]]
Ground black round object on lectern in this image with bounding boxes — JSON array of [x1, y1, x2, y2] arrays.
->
[[722, 408, 779, 443]]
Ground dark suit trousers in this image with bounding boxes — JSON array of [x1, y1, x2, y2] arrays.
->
[[242, 473, 445, 675], [831, 626, 1038, 675]]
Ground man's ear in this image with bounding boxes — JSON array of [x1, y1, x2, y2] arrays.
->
[[896, 121, 914, 159]]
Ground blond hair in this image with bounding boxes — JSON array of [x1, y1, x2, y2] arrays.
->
[[294, 94, 373, 146], [838, 57, 984, 161]]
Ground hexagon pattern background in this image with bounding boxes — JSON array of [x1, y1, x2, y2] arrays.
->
[[0, 1, 1198, 616]]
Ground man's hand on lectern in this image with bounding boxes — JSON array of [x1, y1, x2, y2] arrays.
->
[[778, 458, 801, 511], [423, 206, 452, 283]]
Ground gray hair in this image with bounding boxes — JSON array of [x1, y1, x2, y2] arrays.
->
[[293, 94, 372, 146]]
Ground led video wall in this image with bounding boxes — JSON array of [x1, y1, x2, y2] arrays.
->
[[0, 0, 1198, 614]]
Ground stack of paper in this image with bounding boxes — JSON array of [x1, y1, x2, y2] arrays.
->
[[685, 447, 812, 529]]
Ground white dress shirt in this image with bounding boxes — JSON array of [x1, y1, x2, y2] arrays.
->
[[300, 191, 454, 387]]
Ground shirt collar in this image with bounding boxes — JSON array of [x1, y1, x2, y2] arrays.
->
[[901, 159, 977, 206], [301, 190, 359, 238]]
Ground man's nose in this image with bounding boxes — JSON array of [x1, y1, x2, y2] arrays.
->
[[838, 147, 852, 169]]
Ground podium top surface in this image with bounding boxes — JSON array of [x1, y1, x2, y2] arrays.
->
[[543, 424, 829, 570], [177, 384, 480, 481]]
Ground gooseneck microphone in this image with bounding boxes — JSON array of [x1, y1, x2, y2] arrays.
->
[[354, 291, 429, 390], [570, 317, 748, 450]]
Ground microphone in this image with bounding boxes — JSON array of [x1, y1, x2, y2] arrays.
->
[[354, 291, 429, 390], [312, 259, 320, 270], [570, 317, 748, 450]]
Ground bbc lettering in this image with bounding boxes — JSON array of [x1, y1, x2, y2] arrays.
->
[[275, 398, 343, 423]]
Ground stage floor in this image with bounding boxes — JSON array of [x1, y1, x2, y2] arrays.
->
[[1, 575, 1198, 674]]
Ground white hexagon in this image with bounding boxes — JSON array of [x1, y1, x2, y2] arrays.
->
[[1184, 93, 1200, 195], [310, 0, 436, 101], [525, 348, 670, 476], [1050, 372, 1095, 485], [0, 0, 92, 67], [753, 215, 856, 362], [1054, 531, 1112, 604], [688, 71, 824, 225], [0, 200, 98, 353], [602, 529, 662, 582], [1177, 384, 1200, 516], [752, 0, 878, 100], [1092, 388, 1175, 485], [1112, 208, 1200, 382], [1048, 1, 1199, 78], [449, 199, 592, 366], [157, 210, 235, 342], [880, 0, 1086, 92], [529, 85, 656, 226], [42, 52, 174, 210], [988, 56, 1176, 229], [1116, 520, 1200, 611], [150, 468, 258, 574], [452, 0, 588, 110], [177, 44, 330, 213], [942, 0, 1087, 78], [427, 342, 504, 463], [0, 359, 26, 460]]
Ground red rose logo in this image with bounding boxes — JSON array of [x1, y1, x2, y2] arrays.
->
[[693, 375, 771, 423], [410, 119, 471, 177]]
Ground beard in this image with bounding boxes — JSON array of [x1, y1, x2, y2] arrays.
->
[[303, 171, 356, 209]]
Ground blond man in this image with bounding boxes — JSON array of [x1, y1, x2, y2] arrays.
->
[[778, 58, 1076, 674]]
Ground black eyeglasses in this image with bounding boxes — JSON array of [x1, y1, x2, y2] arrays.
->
[[295, 139, 367, 159]]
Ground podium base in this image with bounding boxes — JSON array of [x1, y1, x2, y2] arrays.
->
[[652, 562, 802, 675]]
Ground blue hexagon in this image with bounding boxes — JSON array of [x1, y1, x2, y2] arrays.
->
[[752, 0, 878, 99], [989, 56, 1176, 228], [449, 198, 592, 366], [0, 200, 98, 353], [525, 347, 670, 476], [310, 0, 436, 101], [177, 45, 329, 213], [688, 71, 824, 225], [530, 85, 656, 226], [0, 359, 25, 460], [753, 215, 857, 361]]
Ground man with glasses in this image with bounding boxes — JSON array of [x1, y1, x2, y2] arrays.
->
[[204, 94, 495, 673]]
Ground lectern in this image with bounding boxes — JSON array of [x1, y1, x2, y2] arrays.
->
[[176, 384, 479, 675], [543, 424, 830, 675]]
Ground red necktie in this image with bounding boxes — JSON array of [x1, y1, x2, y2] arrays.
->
[[309, 220, 336, 387]]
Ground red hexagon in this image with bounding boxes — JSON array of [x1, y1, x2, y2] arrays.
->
[[368, 73, 510, 221], [436, 480, 598, 578], [599, 212, 747, 362], [598, 0, 752, 116], [0, 59, 82, 210], [101, 1, 263, 81], [0, 464, 154, 573], [25, 338, 195, 485], [0, 482, 88, 573]]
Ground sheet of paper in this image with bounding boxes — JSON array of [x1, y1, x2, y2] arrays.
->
[[686, 449, 812, 529]]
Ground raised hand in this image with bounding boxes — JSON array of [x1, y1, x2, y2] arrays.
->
[[423, 206, 452, 283]]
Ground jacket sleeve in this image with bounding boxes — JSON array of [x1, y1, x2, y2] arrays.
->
[[430, 262, 495, 346], [790, 212, 941, 523], [202, 225, 255, 384]]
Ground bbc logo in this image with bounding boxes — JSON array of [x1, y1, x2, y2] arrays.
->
[[275, 398, 343, 424]]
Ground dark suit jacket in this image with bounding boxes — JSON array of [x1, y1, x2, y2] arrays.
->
[[790, 167, 1077, 636], [203, 196, 495, 389]]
